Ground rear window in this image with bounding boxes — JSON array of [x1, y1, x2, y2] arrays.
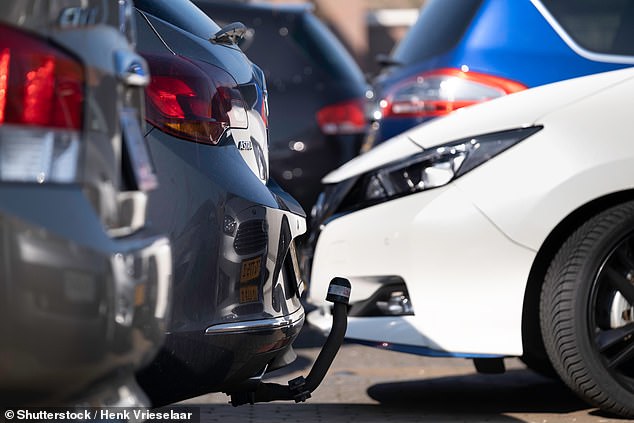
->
[[210, 7, 364, 86], [391, 0, 482, 66], [540, 0, 634, 56], [293, 13, 365, 84], [135, 0, 221, 39]]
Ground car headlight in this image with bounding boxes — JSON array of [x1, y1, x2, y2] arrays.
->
[[360, 126, 542, 204]]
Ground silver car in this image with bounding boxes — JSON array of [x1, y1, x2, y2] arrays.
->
[[0, 0, 172, 407]]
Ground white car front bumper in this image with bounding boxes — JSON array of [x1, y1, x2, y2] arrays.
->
[[307, 184, 536, 357]]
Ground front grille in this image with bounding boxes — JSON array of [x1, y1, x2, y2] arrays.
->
[[234, 219, 268, 255]]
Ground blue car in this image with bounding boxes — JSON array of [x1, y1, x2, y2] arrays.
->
[[367, 0, 634, 147]]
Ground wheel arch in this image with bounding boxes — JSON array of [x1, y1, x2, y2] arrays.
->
[[521, 189, 634, 361]]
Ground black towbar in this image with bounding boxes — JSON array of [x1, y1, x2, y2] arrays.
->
[[230, 277, 351, 406]]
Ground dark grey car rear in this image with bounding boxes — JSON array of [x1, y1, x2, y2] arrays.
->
[[0, 0, 172, 407], [131, 0, 309, 405]]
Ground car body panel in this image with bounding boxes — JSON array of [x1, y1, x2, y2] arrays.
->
[[137, 105, 307, 405], [133, 1, 307, 405], [0, 187, 171, 404], [0, 0, 172, 406], [309, 184, 533, 356], [140, 128, 304, 333], [194, 0, 369, 211], [307, 68, 634, 356], [135, 9, 270, 182], [456, 72, 634, 250]]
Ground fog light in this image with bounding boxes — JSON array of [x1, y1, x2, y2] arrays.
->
[[347, 280, 414, 317], [376, 290, 413, 315]]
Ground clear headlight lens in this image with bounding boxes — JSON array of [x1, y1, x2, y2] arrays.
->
[[362, 126, 542, 202]]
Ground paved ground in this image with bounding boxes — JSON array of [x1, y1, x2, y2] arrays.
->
[[182, 327, 631, 423]]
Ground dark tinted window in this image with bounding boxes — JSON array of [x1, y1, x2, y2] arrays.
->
[[211, 7, 364, 87], [391, 0, 482, 66], [541, 0, 634, 56], [293, 13, 365, 84], [210, 9, 314, 87], [135, 0, 220, 39]]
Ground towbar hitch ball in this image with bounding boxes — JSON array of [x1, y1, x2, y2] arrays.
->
[[229, 277, 350, 406]]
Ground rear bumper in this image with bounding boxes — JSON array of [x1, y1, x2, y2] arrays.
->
[[0, 184, 172, 406], [205, 307, 305, 335], [138, 309, 304, 406]]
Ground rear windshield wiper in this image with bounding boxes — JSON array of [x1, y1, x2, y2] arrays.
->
[[210, 22, 247, 45]]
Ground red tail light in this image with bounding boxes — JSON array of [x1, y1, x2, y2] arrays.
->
[[0, 24, 84, 130], [0, 48, 9, 123], [380, 68, 526, 119], [143, 54, 248, 145], [317, 99, 367, 135]]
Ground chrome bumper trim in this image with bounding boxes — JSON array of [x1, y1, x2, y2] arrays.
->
[[205, 308, 305, 335]]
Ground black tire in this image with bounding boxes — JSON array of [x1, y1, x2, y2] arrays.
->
[[520, 354, 557, 378], [540, 201, 634, 418]]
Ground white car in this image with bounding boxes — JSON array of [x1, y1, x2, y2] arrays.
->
[[306, 67, 634, 417]]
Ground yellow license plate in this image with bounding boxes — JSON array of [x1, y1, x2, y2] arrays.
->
[[240, 256, 261, 283], [240, 285, 259, 303]]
